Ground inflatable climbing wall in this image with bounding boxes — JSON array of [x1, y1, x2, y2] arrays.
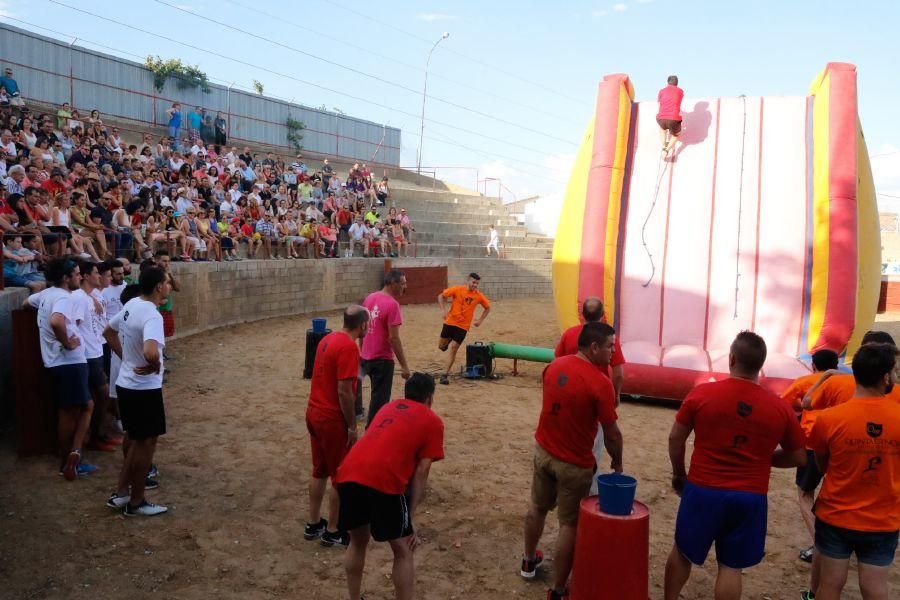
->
[[552, 63, 880, 400]]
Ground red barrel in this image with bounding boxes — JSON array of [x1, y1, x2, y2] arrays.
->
[[570, 497, 649, 600]]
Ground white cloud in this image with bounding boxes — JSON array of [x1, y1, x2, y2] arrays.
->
[[613, 3, 628, 11], [417, 13, 458, 22], [592, 9, 608, 16]]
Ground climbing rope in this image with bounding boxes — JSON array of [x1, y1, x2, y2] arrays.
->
[[640, 151, 671, 287], [734, 95, 748, 318]]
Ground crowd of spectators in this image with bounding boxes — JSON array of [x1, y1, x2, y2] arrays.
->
[[1, 69, 417, 289]]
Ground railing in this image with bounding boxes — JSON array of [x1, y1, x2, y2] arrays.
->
[[3, 56, 400, 166]]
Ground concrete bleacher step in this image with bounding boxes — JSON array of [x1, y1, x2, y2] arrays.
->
[[407, 219, 532, 236], [409, 232, 553, 247], [388, 188, 503, 207], [395, 208, 520, 226], [410, 244, 552, 259]]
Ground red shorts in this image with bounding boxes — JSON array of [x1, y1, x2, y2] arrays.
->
[[306, 415, 349, 479], [160, 309, 175, 338]]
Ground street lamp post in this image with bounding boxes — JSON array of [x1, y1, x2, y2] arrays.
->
[[416, 32, 449, 181]]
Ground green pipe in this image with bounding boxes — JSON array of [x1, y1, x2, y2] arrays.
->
[[490, 342, 555, 363]]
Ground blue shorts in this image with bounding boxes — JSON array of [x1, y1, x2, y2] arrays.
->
[[815, 518, 899, 567], [674, 481, 768, 569]]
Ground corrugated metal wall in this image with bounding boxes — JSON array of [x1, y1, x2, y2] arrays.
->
[[0, 23, 401, 165]]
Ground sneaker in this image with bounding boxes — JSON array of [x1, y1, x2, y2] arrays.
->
[[799, 545, 814, 563], [320, 530, 349, 547], [124, 500, 168, 517], [547, 589, 569, 600], [304, 518, 327, 540], [106, 492, 130, 510], [61, 450, 81, 481], [800, 591, 816, 600], [520, 549, 544, 579], [439, 375, 449, 385], [148, 463, 159, 479], [76, 462, 99, 476], [145, 477, 159, 490]]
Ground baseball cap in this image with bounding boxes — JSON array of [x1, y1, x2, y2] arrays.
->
[[173, 211, 183, 217]]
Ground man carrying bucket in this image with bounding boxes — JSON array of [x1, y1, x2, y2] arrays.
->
[[664, 331, 805, 600], [521, 322, 623, 600]]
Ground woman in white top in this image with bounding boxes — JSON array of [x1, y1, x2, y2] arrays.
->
[[19, 118, 37, 148], [51, 194, 98, 259]]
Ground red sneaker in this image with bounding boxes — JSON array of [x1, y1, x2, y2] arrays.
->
[[86, 438, 118, 452]]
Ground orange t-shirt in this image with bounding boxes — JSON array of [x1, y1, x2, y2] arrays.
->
[[442, 285, 490, 331], [808, 373, 856, 411], [781, 373, 820, 413], [809, 397, 900, 532]]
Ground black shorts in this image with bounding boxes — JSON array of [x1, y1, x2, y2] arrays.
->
[[657, 118, 682, 134], [795, 449, 824, 492], [86, 357, 107, 390], [48, 363, 90, 408], [337, 482, 413, 542], [117, 386, 166, 440], [440, 324, 468, 345]]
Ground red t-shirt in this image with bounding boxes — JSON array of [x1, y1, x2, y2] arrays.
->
[[657, 85, 684, 121], [535, 354, 618, 468], [676, 378, 804, 494], [306, 331, 359, 422], [335, 399, 444, 494], [554, 323, 625, 379], [41, 179, 67, 197]]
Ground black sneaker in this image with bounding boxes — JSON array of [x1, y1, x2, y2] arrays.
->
[[520, 549, 544, 579], [145, 477, 159, 490], [439, 375, 449, 385], [320, 530, 349, 547], [546, 589, 569, 600], [799, 545, 814, 563], [800, 590, 816, 600], [304, 518, 327, 540]]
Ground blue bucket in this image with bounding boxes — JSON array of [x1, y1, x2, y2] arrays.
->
[[464, 364, 484, 378], [597, 473, 637, 516], [312, 318, 327, 334]]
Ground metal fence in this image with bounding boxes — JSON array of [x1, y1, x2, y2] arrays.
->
[[0, 22, 401, 165]]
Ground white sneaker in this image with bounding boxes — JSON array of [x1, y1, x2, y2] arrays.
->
[[106, 492, 130, 509], [79, 252, 92, 259], [124, 500, 168, 517]]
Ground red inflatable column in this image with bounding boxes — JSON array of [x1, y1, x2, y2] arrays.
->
[[570, 497, 650, 600]]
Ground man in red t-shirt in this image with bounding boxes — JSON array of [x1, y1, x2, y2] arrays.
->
[[664, 331, 806, 600], [555, 296, 626, 402], [657, 75, 684, 154], [521, 322, 623, 600], [335, 373, 444, 600], [304, 305, 370, 548]]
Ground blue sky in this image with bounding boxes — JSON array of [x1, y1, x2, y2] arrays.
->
[[4, 0, 898, 206]]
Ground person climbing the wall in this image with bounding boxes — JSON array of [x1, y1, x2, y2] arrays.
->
[[657, 75, 684, 155]]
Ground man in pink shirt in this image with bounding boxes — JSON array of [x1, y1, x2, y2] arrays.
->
[[358, 269, 412, 426], [657, 75, 684, 154]]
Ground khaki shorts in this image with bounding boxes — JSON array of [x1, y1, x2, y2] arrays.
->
[[531, 444, 594, 526]]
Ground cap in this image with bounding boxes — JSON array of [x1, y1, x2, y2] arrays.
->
[[173, 211, 183, 217]]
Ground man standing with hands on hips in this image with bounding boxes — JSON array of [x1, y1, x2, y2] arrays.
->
[[358, 269, 411, 425], [304, 305, 370, 548], [521, 322, 624, 600], [437, 272, 491, 385]]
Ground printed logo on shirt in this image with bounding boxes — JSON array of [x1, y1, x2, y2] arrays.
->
[[737, 401, 753, 418], [863, 456, 883, 473], [464, 297, 474, 305], [731, 435, 748, 449], [123, 310, 129, 322], [867, 422, 884, 439], [557, 374, 569, 388]]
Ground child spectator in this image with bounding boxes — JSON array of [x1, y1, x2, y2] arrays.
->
[[3, 234, 46, 291], [318, 218, 338, 258]]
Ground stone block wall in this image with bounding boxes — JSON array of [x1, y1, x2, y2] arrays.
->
[[0, 287, 30, 417]]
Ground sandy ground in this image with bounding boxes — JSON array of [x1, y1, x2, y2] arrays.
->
[[3, 298, 899, 600]]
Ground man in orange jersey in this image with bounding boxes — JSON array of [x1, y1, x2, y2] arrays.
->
[[304, 305, 370, 548], [807, 343, 900, 600], [781, 349, 839, 563], [555, 297, 626, 404], [436, 273, 490, 385], [802, 331, 897, 414]]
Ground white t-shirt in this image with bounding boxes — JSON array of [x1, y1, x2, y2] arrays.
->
[[489, 229, 499, 243], [102, 283, 127, 320], [348, 223, 367, 241], [71, 288, 105, 359], [109, 297, 165, 390], [27, 287, 86, 367]]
